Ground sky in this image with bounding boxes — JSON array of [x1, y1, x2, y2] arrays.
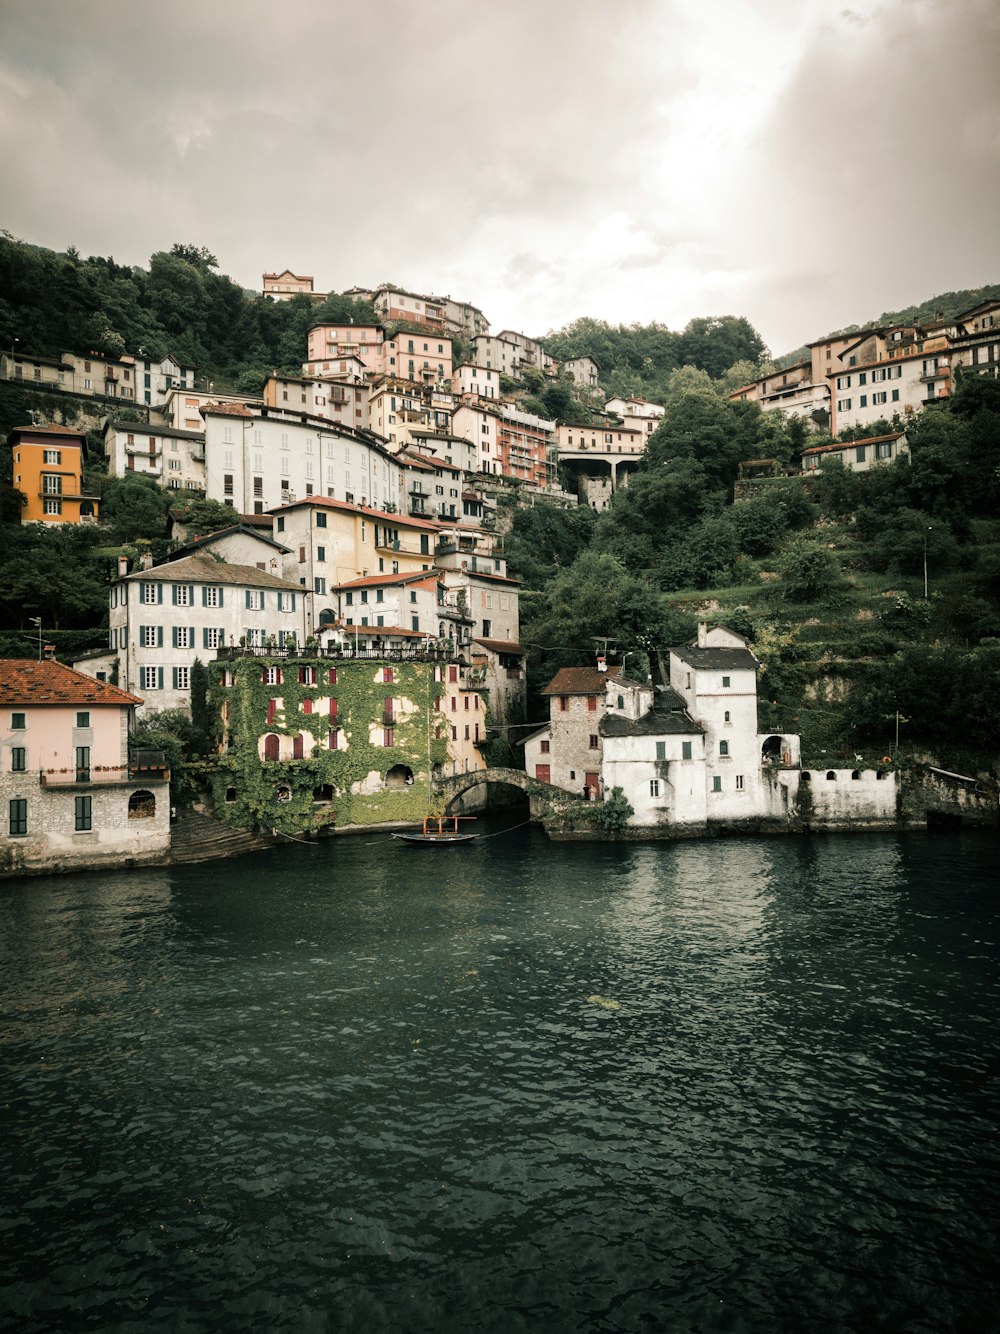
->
[[1, 0, 998, 357]]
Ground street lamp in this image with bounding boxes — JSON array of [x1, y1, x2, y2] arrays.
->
[[29, 617, 42, 661], [923, 526, 932, 599]]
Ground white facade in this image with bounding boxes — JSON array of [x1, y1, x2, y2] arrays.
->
[[102, 419, 205, 493], [452, 364, 500, 400], [203, 408, 398, 517], [87, 555, 311, 716], [452, 403, 501, 476]]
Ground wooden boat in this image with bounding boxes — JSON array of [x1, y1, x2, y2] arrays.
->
[[391, 814, 478, 846]]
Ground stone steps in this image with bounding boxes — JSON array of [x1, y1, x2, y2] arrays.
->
[[169, 807, 277, 864]]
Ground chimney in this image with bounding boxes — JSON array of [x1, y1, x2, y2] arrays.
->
[[117, 555, 129, 578], [44, 644, 57, 660], [140, 551, 154, 570], [697, 622, 708, 647]]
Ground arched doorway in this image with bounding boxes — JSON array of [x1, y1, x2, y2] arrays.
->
[[263, 733, 280, 761], [761, 735, 784, 764], [385, 763, 414, 789]]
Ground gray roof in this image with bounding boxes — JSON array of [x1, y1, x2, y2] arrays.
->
[[105, 420, 204, 442], [670, 646, 758, 672], [122, 554, 305, 592], [600, 688, 702, 738]]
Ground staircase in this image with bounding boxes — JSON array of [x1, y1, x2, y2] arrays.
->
[[169, 807, 278, 864]]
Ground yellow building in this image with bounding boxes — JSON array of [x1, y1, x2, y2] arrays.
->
[[10, 424, 100, 525]]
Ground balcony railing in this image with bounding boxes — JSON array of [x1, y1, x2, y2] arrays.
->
[[40, 759, 170, 787]]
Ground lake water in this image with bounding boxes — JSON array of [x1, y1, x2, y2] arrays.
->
[[2, 825, 998, 1333]]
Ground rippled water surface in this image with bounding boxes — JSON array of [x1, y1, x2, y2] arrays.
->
[[2, 827, 999, 1333]]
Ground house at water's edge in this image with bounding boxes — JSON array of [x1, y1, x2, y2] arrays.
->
[[205, 651, 487, 835], [539, 626, 900, 836], [0, 660, 170, 876]]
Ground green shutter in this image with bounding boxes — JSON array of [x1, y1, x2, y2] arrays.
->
[[172, 584, 178, 605], [157, 667, 164, 689], [218, 588, 224, 609], [245, 590, 251, 609], [157, 584, 163, 604], [157, 626, 163, 647], [172, 626, 178, 647], [201, 586, 208, 607]]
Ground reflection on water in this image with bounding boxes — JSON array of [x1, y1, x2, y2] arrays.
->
[[1, 828, 998, 1333]]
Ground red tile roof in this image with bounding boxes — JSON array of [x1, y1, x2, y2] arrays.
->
[[0, 659, 143, 707], [543, 666, 621, 695], [333, 571, 439, 591]]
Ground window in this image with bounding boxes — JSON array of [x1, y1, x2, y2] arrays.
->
[[649, 779, 660, 798], [712, 776, 722, 792], [203, 586, 222, 608], [74, 795, 92, 832], [655, 741, 666, 760], [317, 546, 325, 562], [856, 445, 867, 462], [174, 627, 192, 649], [891, 389, 900, 401], [140, 625, 160, 648], [722, 676, 730, 688], [11, 712, 26, 730], [140, 666, 161, 690], [735, 775, 745, 791], [724, 710, 731, 723], [43, 474, 62, 495], [837, 398, 852, 412], [682, 741, 692, 760], [9, 799, 27, 837], [172, 584, 191, 607], [43, 499, 62, 515], [859, 395, 867, 408], [587, 695, 598, 712], [173, 666, 190, 690], [246, 590, 265, 611], [559, 696, 568, 711], [203, 627, 223, 649], [589, 734, 599, 749], [43, 449, 61, 464], [540, 739, 550, 754], [11, 747, 26, 772], [141, 582, 159, 605], [76, 712, 90, 729], [263, 666, 282, 685], [314, 577, 326, 595]]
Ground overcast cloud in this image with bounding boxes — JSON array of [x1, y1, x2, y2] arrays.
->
[[1, 0, 998, 355]]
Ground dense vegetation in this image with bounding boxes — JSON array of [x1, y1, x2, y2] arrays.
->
[[0, 233, 378, 395], [506, 372, 1000, 768]]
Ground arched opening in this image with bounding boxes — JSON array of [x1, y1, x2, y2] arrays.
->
[[128, 790, 155, 819], [761, 735, 783, 763], [801, 771, 811, 783], [293, 733, 305, 759], [313, 784, 334, 803], [385, 763, 414, 789], [263, 733, 280, 761], [826, 770, 836, 781], [276, 785, 291, 803], [225, 786, 237, 803], [851, 770, 861, 781]]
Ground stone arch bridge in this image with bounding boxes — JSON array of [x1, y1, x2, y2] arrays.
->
[[434, 767, 584, 821]]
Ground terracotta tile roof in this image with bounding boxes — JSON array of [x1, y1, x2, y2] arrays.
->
[[473, 638, 523, 655], [0, 659, 142, 707], [802, 431, 904, 455], [122, 553, 304, 591], [543, 666, 621, 695], [201, 402, 254, 417], [272, 496, 442, 531], [333, 572, 439, 591], [332, 624, 428, 639]]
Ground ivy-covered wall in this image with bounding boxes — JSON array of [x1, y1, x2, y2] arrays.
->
[[205, 656, 451, 833]]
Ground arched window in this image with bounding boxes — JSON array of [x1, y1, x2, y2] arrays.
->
[[293, 733, 305, 759], [128, 790, 155, 819], [263, 733, 280, 761], [851, 770, 861, 781], [724, 710, 731, 724], [719, 740, 729, 757], [826, 770, 836, 781], [801, 771, 811, 783]]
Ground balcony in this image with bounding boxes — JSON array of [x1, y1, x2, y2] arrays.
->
[[40, 755, 170, 787]]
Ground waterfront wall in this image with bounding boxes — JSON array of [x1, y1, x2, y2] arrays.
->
[[0, 780, 171, 878]]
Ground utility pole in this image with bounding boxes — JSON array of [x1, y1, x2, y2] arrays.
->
[[29, 617, 42, 660], [923, 526, 932, 599]]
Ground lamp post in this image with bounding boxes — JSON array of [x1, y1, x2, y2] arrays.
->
[[923, 525, 932, 599], [29, 617, 42, 660]]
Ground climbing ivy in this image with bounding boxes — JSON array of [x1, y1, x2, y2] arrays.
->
[[205, 656, 450, 834]]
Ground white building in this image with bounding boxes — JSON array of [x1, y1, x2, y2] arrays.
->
[[801, 431, 909, 476], [202, 405, 398, 516], [102, 419, 205, 493], [452, 364, 500, 400], [77, 555, 311, 716]]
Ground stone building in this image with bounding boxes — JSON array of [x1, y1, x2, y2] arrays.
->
[[0, 659, 170, 876]]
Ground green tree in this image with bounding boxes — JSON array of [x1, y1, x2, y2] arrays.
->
[[171, 496, 242, 540], [776, 537, 843, 602], [100, 474, 173, 545]]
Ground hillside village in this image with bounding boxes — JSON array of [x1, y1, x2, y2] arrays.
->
[[2, 261, 999, 874]]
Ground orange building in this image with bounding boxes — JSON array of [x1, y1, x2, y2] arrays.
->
[[9, 424, 100, 525]]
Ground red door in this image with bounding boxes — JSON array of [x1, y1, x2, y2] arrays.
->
[[585, 770, 600, 799], [263, 733, 280, 761], [535, 764, 550, 783]]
